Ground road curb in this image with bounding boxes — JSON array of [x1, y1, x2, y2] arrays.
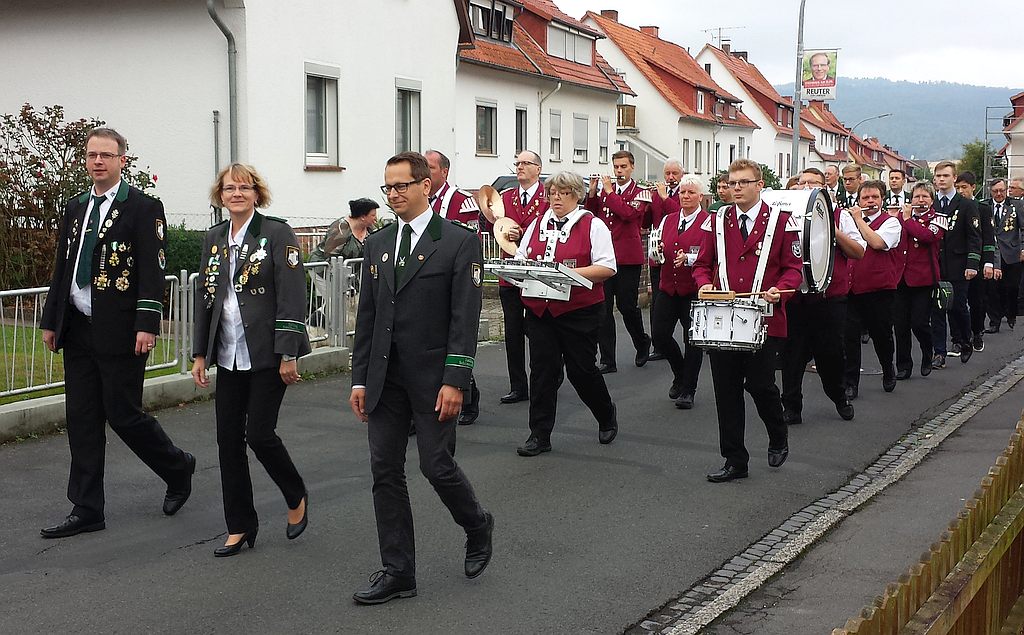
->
[[0, 346, 349, 444]]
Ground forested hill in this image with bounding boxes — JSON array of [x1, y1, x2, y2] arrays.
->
[[774, 78, 1021, 161]]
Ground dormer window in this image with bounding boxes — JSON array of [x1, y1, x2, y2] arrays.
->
[[547, 23, 594, 65], [469, 0, 513, 43]]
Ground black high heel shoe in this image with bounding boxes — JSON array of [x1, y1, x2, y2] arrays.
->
[[286, 493, 308, 540], [214, 529, 258, 558]]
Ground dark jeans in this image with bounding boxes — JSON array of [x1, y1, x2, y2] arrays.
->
[[62, 309, 190, 521], [932, 278, 971, 356], [527, 304, 616, 444], [650, 292, 703, 396], [844, 290, 896, 389], [599, 264, 648, 366], [216, 366, 306, 534], [987, 261, 1022, 326], [498, 285, 529, 394], [780, 297, 847, 413], [893, 283, 934, 373], [368, 373, 487, 579], [708, 337, 787, 470]]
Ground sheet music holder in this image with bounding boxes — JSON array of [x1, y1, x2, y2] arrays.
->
[[485, 258, 593, 301]]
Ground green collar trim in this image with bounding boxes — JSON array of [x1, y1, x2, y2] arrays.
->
[[427, 212, 443, 241]]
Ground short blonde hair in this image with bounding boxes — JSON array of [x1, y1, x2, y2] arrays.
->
[[545, 171, 586, 202], [728, 159, 761, 181], [209, 163, 273, 208], [678, 174, 706, 194]]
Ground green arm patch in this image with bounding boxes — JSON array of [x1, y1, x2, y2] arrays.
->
[[983, 245, 997, 251], [445, 354, 475, 369], [137, 299, 163, 313], [275, 319, 306, 333]]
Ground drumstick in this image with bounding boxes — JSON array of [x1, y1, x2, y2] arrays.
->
[[733, 289, 798, 298]]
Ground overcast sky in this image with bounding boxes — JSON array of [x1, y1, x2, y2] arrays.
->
[[556, 0, 1024, 89]]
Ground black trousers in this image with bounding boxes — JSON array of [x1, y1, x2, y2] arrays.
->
[[844, 290, 896, 388], [968, 274, 986, 336], [932, 279, 971, 356], [708, 337, 787, 470], [893, 283, 933, 373], [599, 264, 648, 366], [215, 366, 306, 534], [987, 261, 1022, 326], [62, 309, 190, 521], [368, 370, 486, 579], [650, 292, 703, 396], [527, 304, 616, 444], [498, 285, 529, 395], [649, 266, 663, 350], [781, 297, 847, 413]]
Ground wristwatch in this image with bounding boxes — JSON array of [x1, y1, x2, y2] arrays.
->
[[282, 355, 296, 362]]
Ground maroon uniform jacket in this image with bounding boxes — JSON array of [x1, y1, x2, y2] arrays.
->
[[899, 208, 945, 288], [431, 181, 479, 225], [496, 186, 548, 287], [584, 179, 648, 266], [693, 201, 804, 338], [658, 209, 709, 297]]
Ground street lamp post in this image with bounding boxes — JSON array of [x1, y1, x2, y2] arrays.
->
[[790, 0, 807, 179], [849, 113, 894, 136]]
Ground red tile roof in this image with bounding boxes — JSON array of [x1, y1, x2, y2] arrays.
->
[[812, 147, 848, 163], [522, 0, 601, 36], [702, 44, 814, 141], [802, 104, 848, 136], [585, 12, 757, 130]]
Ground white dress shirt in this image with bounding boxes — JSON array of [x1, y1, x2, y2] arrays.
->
[[838, 210, 868, 248], [394, 208, 433, 261], [216, 213, 254, 371], [862, 212, 902, 250], [516, 207, 617, 272], [70, 181, 121, 316]]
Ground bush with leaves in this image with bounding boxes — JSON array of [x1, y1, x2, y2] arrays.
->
[[0, 103, 155, 288]]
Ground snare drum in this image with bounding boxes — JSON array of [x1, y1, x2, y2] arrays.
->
[[689, 299, 766, 352], [760, 188, 836, 293]]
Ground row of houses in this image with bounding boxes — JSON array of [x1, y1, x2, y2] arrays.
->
[[2, 0, 919, 228]]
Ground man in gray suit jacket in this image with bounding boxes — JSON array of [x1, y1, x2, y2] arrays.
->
[[985, 178, 1024, 332], [349, 152, 493, 605]]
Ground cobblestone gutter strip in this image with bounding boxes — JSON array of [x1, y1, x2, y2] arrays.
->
[[629, 354, 1024, 635]]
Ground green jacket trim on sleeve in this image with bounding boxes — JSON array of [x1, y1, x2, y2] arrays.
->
[[983, 245, 997, 251], [445, 354, 475, 369], [275, 319, 305, 333], [137, 299, 163, 313], [968, 252, 981, 261]]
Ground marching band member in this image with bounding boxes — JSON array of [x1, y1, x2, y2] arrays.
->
[[838, 164, 861, 209], [646, 159, 684, 361], [893, 183, 945, 379], [651, 175, 708, 409], [484, 150, 548, 405], [954, 171, 995, 353], [780, 168, 863, 426], [885, 169, 911, 209], [710, 172, 733, 211], [842, 180, 903, 398], [515, 172, 618, 457], [585, 150, 652, 373], [693, 160, 803, 483], [984, 179, 1024, 333]]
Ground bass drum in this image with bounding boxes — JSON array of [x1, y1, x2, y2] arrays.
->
[[760, 188, 836, 293]]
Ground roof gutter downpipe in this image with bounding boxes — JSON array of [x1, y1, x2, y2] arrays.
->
[[538, 82, 563, 152], [207, 0, 238, 163]]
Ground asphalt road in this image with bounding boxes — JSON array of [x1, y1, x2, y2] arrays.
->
[[2, 318, 1022, 634]]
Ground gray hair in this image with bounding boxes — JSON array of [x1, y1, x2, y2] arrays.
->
[[911, 182, 935, 201], [545, 171, 586, 202], [664, 159, 683, 172], [677, 174, 705, 194]]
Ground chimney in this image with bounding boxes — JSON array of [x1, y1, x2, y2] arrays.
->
[[722, 42, 731, 54], [600, 9, 618, 21], [640, 25, 659, 38], [734, 51, 748, 61]]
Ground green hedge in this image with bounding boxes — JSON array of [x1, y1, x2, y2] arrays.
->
[[164, 222, 205, 275]]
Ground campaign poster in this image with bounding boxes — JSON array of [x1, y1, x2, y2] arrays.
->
[[802, 49, 838, 100]]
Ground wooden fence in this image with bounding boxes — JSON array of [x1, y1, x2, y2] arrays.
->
[[832, 417, 1024, 634]]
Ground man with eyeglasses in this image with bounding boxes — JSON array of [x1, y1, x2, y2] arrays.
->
[[780, 168, 863, 426], [38, 127, 195, 539], [350, 151, 493, 604], [584, 150, 652, 373], [983, 178, 1024, 333], [839, 164, 861, 209], [694, 159, 803, 483]]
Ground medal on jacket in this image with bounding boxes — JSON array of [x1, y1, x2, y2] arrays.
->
[[234, 241, 250, 292], [94, 244, 110, 291], [204, 246, 223, 308]]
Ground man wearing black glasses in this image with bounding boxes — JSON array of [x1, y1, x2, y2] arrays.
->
[[349, 151, 493, 604], [39, 127, 195, 539]]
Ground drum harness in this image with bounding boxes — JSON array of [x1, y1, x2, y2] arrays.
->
[[715, 204, 781, 316]]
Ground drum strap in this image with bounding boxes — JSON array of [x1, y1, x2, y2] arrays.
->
[[715, 204, 780, 295], [715, 208, 731, 292], [751, 205, 781, 296]]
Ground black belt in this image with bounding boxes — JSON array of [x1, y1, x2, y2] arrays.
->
[[70, 307, 93, 324]]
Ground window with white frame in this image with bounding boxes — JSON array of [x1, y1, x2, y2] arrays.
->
[[305, 63, 340, 166], [697, 91, 705, 114], [515, 107, 528, 154], [549, 110, 561, 161], [395, 79, 421, 153], [573, 114, 588, 162], [695, 140, 703, 173], [776, 105, 784, 126], [681, 138, 690, 171], [778, 153, 784, 176], [738, 136, 746, 159], [469, 0, 513, 43], [729, 144, 736, 163], [599, 118, 609, 163], [547, 24, 594, 65], [476, 102, 497, 155]]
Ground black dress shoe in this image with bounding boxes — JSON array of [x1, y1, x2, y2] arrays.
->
[[959, 344, 972, 363], [836, 401, 855, 421], [668, 383, 683, 400], [706, 464, 748, 483], [882, 375, 896, 393], [598, 363, 617, 374], [286, 493, 308, 540], [214, 528, 257, 557], [782, 410, 802, 425], [674, 393, 694, 410], [599, 405, 618, 444], [921, 360, 932, 376], [516, 437, 552, 457], [895, 369, 912, 380], [634, 335, 652, 367], [768, 445, 789, 468], [499, 391, 528, 404], [457, 410, 479, 426], [353, 570, 417, 605], [40, 514, 105, 539], [648, 351, 666, 362], [163, 452, 196, 516], [844, 385, 858, 401], [464, 511, 494, 579]]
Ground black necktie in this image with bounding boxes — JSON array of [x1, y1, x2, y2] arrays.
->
[[76, 195, 105, 288], [740, 215, 749, 241], [395, 224, 412, 285], [522, 192, 528, 207], [940, 196, 949, 213], [995, 203, 1002, 224], [678, 216, 687, 233], [551, 217, 567, 231]]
